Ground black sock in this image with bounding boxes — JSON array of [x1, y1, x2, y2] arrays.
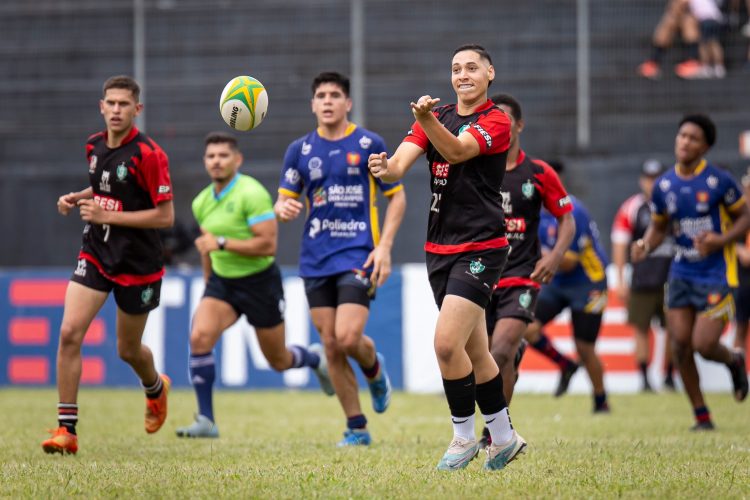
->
[[686, 42, 699, 61], [475, 373, 507, 415], [442, 372, 476, 418], [347, 414, 367, 430], [360, 356, 380, 380], [651, 45, 665, 63], [58, 403, 78, 435]]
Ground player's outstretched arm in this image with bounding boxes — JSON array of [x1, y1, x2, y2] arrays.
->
[[364, 189, 406, 287], [411, 95, 480, 164], [57, 187, 93, 215], [274, 193, 303, 222], [78, 199, 174, 229], [367, 142, 423, 183]]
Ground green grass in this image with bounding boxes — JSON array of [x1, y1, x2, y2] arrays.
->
[[1, 388, 749, 498]]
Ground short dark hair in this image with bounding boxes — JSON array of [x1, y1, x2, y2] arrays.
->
[[204, 131, 239, 150], [312, 72, 350, 97], [679, 114, 716, 147], [453, 44, 493, 65], [102, 75, 140, 102], [490, 94, 522, 122]]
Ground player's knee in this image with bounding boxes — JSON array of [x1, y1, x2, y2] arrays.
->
[[670, 338, 690, 363], [267, 353, 290, 372], [434, 339, 459, 365], [337, 331, 361, 355], [189, 328, 214, 353], [692, 337, 714, 358], [117, 344, 140, 364], [489, 342, 513, 368], [58, 323, 84, 351]]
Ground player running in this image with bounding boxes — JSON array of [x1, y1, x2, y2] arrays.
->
[[43, 75, 173, 454], [632, 114, 749, 430], [176, 132, 332, 438], [275, 72, 406, 446]]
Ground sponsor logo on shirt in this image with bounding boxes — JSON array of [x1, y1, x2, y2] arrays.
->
[[308, 157, 323, 180], [329, 149, 341, 157], [74, 258, 87, 277], [432, 162, 450, 178], [158, 185, 171, 194], [308, 217, 367, 239], [505, 217, 527, 233], [707, 175, 718, 189], [358, 135, 372, 149], [327, 184, 364, 208], [678, 215, 713, 238], [94, 194, 123, 212], [284, 168, 301, 185], [312, 187, 327, 207], [696, 191, 709, 212], [347, 152, 361, 166], [88, 155, 98, 174], [558, 196, 571, 208], [99, 170, 111, 193], [301, 142, 312, 155], [500, 191, 512, 214], [472, 123, 492, 148], [659, 178, 671, 191]]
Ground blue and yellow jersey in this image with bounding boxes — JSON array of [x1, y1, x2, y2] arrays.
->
[[650, 160, 745, 286], [539, 195, 608, 287], [278, 124, 403, 278]]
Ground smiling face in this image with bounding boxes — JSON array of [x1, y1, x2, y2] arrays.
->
[[204, 142, 242, 184], [311, 82, 351, 128], [674, 122, 709, 166], [451, 50, 495, 105], [100, 88, 142, 135]]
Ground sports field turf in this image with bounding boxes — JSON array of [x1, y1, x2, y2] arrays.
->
[[2, 388, 748, 498]]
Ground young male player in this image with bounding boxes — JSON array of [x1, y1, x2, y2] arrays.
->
[[176, 132, 332, 438], [368, 45, 525, 471], [632, 114, 749, 430], [275, 72, 406, 446], [43, 75, 173, 454]]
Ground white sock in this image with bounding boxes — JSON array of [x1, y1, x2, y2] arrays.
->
[[451, 413, 475, 441], [483, 408, 513, 445]]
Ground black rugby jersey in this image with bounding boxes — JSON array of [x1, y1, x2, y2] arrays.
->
[[497, 151, 572, 288], [403, 101, 511, 254], [78, 127, 173, 285]]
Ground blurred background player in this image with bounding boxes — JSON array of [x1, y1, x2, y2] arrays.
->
[[275, 72, 406, 447], [368, 45, 526, 471], [176, 132, 332, 438], [485, 94, 575, 403], [638, 0, 702, 79], [526, 188, 611, 413], [632, 114, 749, 430], [43, 75, 173, 454], [611, 159, 676, 392]]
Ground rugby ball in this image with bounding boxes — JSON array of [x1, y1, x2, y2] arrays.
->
[[219, 76, 268, 131]]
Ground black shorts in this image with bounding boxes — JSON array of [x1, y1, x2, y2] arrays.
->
[[426, 246, 510, 309], [535, 282, 606, 343], [304, 269, 375, 309], [204, 263, 285, 328], [486, 285, 539, 334], [70, 257, 161, 315], [699, 19, 723, 41], [735, 285, 750, 324]]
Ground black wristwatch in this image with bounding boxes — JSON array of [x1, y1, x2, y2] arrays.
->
[[217, 236, 227, 251]]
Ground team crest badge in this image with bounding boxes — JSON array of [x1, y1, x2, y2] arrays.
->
[[522, 180, 535, 199], [469, 259, 485, 274], [347, 152, 361, 166], [116, 162, 128, 181], [141, 287, 154, 305], [519, 290, 532, 309], [358, 135, 372, 149], [458, 124, 470, 136]]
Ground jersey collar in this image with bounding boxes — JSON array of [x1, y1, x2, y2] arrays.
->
[[213, 173, 240, 201], [675, 158, 707, 179], [103, 126, 139, 148], [316, 122, 357, 141]]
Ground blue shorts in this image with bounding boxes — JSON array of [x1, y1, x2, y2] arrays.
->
[[535, 281, 607, 343], [666, 277, 734, 322], [204, 264, 285, 328]]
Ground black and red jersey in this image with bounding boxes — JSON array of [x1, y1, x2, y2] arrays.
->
[[403, 101, 511, 254], [497, 150, 572, 288], [79, 127, 173, 285]]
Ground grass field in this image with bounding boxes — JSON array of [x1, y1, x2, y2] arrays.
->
[[1, 388, 749, 499]]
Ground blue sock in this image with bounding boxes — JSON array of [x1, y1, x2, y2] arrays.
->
[[289, 345, 320, 369], [189, 352, 216, 423]]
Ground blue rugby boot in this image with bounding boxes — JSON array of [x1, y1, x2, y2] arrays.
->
[[368, 352, 392, 413]]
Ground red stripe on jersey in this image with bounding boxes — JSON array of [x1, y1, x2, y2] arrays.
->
[[496, 277, 541, 289], [424, 237, 509, 255], [137, 141, 173, 206], [466, 106, 511, 155], [79, 252, 164, 286], [611, 193, 644, 243], [531, 159, 573, 218]]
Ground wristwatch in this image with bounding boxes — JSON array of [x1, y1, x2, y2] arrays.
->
[[217, 236, 227, 251]]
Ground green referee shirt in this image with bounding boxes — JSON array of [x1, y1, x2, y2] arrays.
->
[[192, 173, 275, 278]]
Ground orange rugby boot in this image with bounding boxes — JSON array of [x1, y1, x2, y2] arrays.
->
[[42, 426, 78, 455], [145, 374, 171, 434]]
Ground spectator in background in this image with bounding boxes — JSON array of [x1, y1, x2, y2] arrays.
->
[[611, 159, 676, 392], [638, 0, 703, 80], [685, 0, 727, 79]]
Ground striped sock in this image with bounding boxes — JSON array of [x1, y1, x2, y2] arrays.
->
[[143, 374, 164, 399], [58, 403, 78, 435]]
